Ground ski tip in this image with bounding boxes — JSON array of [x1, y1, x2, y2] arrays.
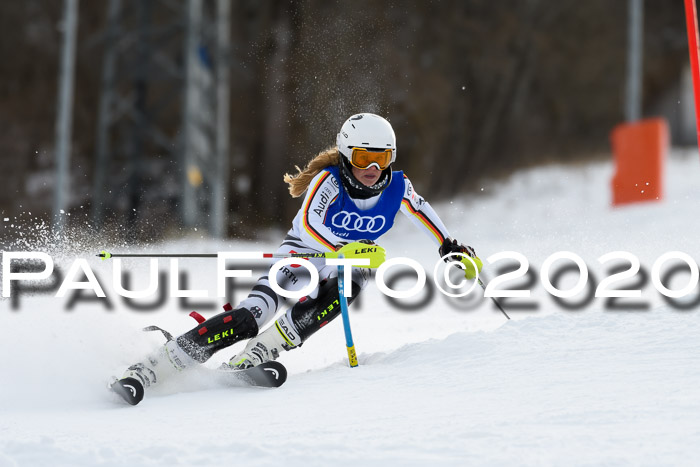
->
[[110, 377, 144, 406], [260, 361, 287, 387], [217, 360, 288, 388]]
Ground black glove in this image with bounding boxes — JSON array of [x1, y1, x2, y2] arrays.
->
[[439, 238, 477, 262]]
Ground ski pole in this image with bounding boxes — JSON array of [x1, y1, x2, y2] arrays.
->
[[337, 254, 358, 368], [477, 278, 510, 320], [97, 250, 333, 260]]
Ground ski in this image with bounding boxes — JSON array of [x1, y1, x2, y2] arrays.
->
[[109, 361, 287, 406], [208, 361, 287, 389], [110, 377, 145, 406]]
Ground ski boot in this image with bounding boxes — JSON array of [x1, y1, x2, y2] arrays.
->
[[110, 337, 196, 405], [226, 276, 364, 368], [111, 305, 259, 405], [229, 314, 301, 369]]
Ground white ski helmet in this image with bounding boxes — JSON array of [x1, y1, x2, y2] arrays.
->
[[336, 113, 397, 166], [335, 113, 397, 198]]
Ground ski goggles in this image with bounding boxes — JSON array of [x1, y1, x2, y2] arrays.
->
[[349, 147, 393, 170]]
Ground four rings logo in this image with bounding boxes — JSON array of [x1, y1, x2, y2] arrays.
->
[[331, 212, 386, 233]]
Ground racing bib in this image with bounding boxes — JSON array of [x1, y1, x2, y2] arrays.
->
[[322, 166, 404, 241]]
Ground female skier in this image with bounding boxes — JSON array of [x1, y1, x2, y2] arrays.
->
[[115, 113, 482, 400]]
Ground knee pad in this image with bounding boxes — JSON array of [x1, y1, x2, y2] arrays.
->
[[288, 276, 364, 342], [176, 306, 259, 363]]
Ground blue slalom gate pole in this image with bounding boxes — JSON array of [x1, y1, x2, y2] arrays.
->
[[337, 255, 358, 367]]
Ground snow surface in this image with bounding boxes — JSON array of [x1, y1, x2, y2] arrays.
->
[[1, 150, 700, 466]]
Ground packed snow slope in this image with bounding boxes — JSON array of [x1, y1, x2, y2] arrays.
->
[[1, 150, 700, 466]]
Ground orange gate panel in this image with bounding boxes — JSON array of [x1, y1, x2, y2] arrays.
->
[[610, 118, 668, 206]]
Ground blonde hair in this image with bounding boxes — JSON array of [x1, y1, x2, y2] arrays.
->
[[283, 147, 341, 198]]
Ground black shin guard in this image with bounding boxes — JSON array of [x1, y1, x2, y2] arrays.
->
[[176, 307, 259, 363], [289, 278, 362, 342]]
